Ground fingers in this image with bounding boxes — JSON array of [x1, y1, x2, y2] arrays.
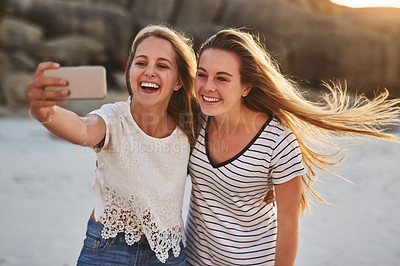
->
[[28, 81, 70, 105], [27, 62, 70, 122], [27, 62, 69, 104], [29, 99, 67, 109], [27, 76, 67, 91], [264, 188, 276, 205], [28, 86, 70, 100], [33, 61, 60, 78], [28, 61, 66, 91], [29, 61, 61, 91]]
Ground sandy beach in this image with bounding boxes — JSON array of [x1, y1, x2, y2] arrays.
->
[[0, 117, 399, 266]]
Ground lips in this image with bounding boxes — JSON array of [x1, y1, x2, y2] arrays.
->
[[140, 81, 160, 92]]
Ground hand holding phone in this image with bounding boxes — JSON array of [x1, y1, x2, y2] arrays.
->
[[43, 66, 107, 99]]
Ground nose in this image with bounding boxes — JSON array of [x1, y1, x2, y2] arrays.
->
[[144, 65, 156, 78], [203, 78, 215, 92]]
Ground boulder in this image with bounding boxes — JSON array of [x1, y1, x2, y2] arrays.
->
[[0, 49, 37, 73], [220, 0, 400, 96], [339, 7, 400, 35], [1, 0, 399, 104], [0, 16, 43, 51], [173, 0, 225, 46], [175, 0, 224, 23], [10, 51, 38, 71], [73, 0, 134, 8], [132, 0, 178, 27], [0, 51, 12, 76], [176, 22, 226, 48], [7, 0, 133, 66], [337, 7, 400, 95], [34, 35, 107, 66], [283, 0, 339, 13], [1, 71, 32, 108]]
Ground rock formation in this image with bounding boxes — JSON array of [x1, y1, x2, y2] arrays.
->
[[1, 0, 399, 111]]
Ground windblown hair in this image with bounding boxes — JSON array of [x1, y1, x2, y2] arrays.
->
[[125, 24, 199, 149], [199, 28, 400, 212]]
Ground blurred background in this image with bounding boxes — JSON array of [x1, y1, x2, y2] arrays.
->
[[0, 0, 399, 265], [1, 0, 400, 114]]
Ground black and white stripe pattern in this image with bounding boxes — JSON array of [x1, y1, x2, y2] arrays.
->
[[185, 116, 306, 265]]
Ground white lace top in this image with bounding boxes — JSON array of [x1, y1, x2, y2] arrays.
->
[[89, 99, 190, 263]]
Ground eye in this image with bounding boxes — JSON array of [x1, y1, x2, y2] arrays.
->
[[158, 64, 169, 69], [135, 61, 146, 66], [196, 72, 207, 78], [217, 76, 228, 82]]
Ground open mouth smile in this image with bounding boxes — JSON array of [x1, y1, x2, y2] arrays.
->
[[140, 82, 160, 92], [202, 95, 221, 103]]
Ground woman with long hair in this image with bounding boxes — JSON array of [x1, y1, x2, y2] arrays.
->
[[28, 24, 198, 265], [185, 28, 400, 265]]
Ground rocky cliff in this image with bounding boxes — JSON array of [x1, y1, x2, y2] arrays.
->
[[1, 0, 399, 110]]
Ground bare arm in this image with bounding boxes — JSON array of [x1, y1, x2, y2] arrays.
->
[[274, 176, 302, 266], [27, 62, 106, 147]]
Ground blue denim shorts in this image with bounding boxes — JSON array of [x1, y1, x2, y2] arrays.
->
[[77, 217, 186, 265]]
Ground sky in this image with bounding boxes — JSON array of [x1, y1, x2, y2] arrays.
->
[[331, 0, 400, 8]]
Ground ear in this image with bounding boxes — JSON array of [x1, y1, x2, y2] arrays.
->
[[242, 84, 252, 97], [174, 80, 183, 91]]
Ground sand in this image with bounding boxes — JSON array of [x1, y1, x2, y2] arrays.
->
[[0, 117, 399, 266]]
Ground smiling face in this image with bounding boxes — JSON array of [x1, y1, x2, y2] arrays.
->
[[195, 48, 251, 119], [129, 36, 182, 111]]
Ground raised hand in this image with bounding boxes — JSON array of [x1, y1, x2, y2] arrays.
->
[[27, 61, 70, 124]]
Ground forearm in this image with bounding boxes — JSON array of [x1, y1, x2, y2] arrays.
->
[[274, 176, 302, 266], [36, 106, 105, 147], [275, 221, 299, 266], [27, 61, 106, 147]]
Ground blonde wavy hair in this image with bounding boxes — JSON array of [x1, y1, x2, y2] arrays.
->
[[125, 24, 199, 149], [199, 28, 400, 212]]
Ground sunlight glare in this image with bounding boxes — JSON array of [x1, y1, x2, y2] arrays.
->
[[331, 0, 400, 8]]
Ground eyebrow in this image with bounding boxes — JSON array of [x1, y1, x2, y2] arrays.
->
[[197, 67, 233, 77], [135, 55, 173, 65]]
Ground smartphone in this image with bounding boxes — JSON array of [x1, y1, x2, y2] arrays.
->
[[44, 66, 107, 99]]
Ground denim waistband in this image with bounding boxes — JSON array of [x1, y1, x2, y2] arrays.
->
[[87, 216, 148, 245]]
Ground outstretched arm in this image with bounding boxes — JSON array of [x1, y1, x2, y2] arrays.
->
[[27, 62, 106, 147], [274, 176, 302, 266]]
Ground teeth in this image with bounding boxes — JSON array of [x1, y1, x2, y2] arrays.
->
[[141, 82, 159, 88], [203, 96, 221, 102]]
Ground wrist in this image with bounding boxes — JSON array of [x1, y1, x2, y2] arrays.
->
[[29, 106, 56, 125]]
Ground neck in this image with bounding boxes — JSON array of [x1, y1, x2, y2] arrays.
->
[[210, 113, 247, 135], [130, 100, 175, 138], [210, 108, 268, 136]]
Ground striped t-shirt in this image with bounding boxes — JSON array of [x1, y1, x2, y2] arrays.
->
[[185, 116, 306, 265]]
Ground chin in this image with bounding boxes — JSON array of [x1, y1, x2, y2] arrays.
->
[[200, 107, 218, 117]]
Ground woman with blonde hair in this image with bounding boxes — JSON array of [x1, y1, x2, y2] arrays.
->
[[28, 24, 198, 265], [185, 28, 400, 265]]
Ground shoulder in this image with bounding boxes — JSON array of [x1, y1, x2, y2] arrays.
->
[[266, 118, 298, 146], [263, 118, 285, 138], [175, 126, 191, 147], [91, 99, 130, 118]]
